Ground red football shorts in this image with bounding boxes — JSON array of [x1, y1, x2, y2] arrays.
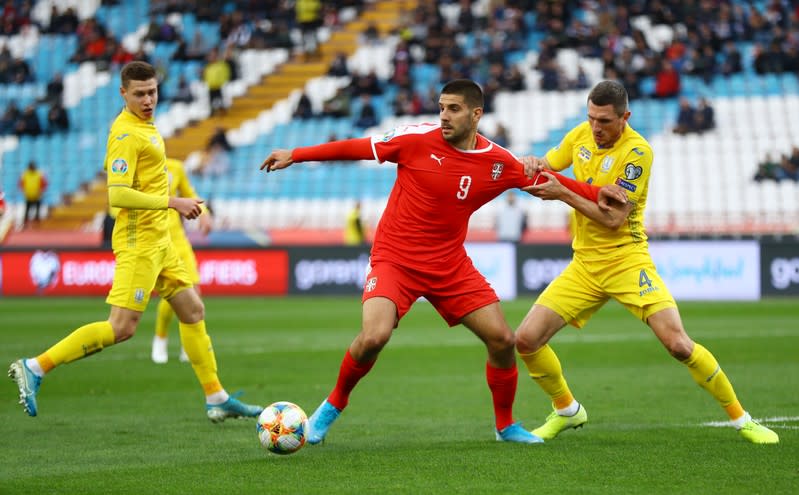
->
[[362, 256, 499, 326]]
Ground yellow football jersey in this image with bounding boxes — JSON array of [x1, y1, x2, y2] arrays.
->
[[165, 157, 199, 245], [546, 121, 652, 258], [105, 108, 168, 249]]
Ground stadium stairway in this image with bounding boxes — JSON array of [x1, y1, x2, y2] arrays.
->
[[38, 179, 107, 231], [164, 0, 418, 160]]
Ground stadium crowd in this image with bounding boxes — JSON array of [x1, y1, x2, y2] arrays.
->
[[1, 1, 798, 186]]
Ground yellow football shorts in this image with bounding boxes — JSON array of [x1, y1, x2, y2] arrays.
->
[[172, 235, 200, 285], [106, 243, 193, 312], [536, 250, 677, 328]]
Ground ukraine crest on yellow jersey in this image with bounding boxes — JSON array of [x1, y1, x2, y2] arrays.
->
[[105, 108, 168, 249], [545, 121, 653, 258]]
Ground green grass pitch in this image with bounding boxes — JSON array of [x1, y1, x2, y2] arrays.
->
[[1, 296, 797, 494]]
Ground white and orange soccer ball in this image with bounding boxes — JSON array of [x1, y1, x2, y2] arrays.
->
[[256, 401, 308, 455]]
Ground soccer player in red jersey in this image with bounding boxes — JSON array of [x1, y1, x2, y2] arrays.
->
[[261, 79, 626, 444]]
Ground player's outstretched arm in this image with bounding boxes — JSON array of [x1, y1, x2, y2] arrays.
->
[[260, 138, 375, 173]]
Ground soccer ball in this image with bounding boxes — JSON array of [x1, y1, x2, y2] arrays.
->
[[256, 401, 308, 455]]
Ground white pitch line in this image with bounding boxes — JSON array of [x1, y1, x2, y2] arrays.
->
[[702, 415, 799, 427]]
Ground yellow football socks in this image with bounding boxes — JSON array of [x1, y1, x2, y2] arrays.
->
[[179, 320, 223, 395], [519, 345, 575, 410], [682, 342, 744, 420], [37, 321, 116, 372], [154, 298, 174, 339]]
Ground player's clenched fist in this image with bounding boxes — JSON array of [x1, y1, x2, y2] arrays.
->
[[520, 155, 546, 178], [260, 149, 294, 172], [169, 196, 204, 219]]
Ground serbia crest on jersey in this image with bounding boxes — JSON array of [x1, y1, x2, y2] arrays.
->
[[368, 123, 532, 270]]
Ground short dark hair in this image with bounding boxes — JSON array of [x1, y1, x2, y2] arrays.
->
[[121, 61, 157, 88], [441, 79, 484, 109], [588, 80, 628, 116]]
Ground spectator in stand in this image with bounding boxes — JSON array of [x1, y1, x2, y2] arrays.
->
[[39, 72, 64, 106], [0, 101, 20, 135], [15, 105, 41, 136], [392, 89, 418, 117], [419, 86, 439, 115], [0, 44, 10, 68], [144, 18, 178, 43], [296, 0, 322, 60], [19, 161, 47, 224], [0, 190, 6, 218], [360, 22, 379, 45], [224, 10, 252, 49], [327, 52, 349, 77], [662, 37, 688, 71], [753, 41, 783, 74], [344, 200, 365, 246], [203, 48, 231, 116], [720, 40, 743, 76], [689, 45, 718, 84], [83, 29, 108, 62], [572, 66, 590, 90], [8, 56, 33, 83], [694, 97, 715, 133], [195, 127, 233, 177], [491, 124, 510, 149], [129, 47, 150, 65], [293, 91, 315, 120], [350, 71, 382, 97], [108, 39, 134, 71], [539, 59, 563, 91], [503, 65, 526, 92], [622, 71, 642, 100], [179, 32, 209, 61], [673, 97, 696, 135], [47, 6, 79, 34], [353, 94, 378, 129], [47, 102, 69, 133], [321, 87, 351, 118], [753, 153, 780, 182], [652, 59, 680, 99], [251, 20, 293, 50], [784, 44, 799, 74], [321, 3, 339, 29], [776, 154, 799, 182], [171, 75, 194, 104], [391, 39, 411, 86]]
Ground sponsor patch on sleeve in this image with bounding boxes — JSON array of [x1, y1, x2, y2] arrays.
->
[[110, 159, 128, 175], [615, 178, 637, 192]]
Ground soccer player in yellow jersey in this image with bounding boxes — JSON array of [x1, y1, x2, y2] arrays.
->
[[515, 80, 779, 444], [8, 61, 262, 423], [151, 157, 212, 364]]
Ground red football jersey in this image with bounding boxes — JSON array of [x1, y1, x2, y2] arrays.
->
[[369, 123, 535, 270]]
